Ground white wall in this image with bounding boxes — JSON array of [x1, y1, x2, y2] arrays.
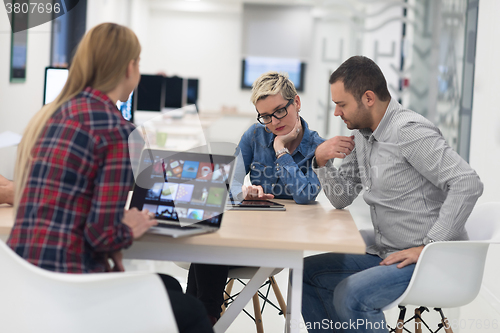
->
[[469, 0, 500, 318], [242, 4, 313, 59], [85, 0, 319, 131], [307, 3, 403, 139], [470, 0, 500, 204], [86, 0, 130, 28], [0, 9, 51, 179], [143, 4, 250, 113]]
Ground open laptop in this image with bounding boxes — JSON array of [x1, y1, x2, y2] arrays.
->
[[129, 149, 236, 238]]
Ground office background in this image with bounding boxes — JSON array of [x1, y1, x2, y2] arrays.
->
[[0, 0, 499, 331]]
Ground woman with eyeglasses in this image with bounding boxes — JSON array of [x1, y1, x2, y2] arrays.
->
[[187, 72, 324, 325], [232, 71, 325, 204]]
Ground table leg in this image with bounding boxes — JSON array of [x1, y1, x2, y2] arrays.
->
[[214, 267, 275, 333], [286, 266, 303, 333]]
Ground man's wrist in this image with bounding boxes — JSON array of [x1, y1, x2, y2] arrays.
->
[[314, 144, 330, 167], [315, 156, 328, 167]]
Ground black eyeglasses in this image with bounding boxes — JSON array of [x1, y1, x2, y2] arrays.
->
[[256, 99, 294, 125]]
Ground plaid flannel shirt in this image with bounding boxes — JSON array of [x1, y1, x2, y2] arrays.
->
[[8, 87, 135, 273]]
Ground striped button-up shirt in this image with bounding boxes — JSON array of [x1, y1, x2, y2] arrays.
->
[[8, 87, 135, 273], [313, 98, 483, 258]]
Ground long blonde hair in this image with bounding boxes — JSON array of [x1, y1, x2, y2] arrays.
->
[[14, 23, 141, 209]]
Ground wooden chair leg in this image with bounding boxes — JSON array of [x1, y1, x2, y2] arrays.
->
[[221, 278, 234, 315], [442, 318, 454, 333], [269, 276, 287, 318], [395, 306, 406, 333], [436, 308, 454, 333], [252, 293, 264, 333], [415, 308, 423, 333]]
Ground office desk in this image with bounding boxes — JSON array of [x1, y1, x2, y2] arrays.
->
[[0, 204, 14, 236], [0, 201, 366, 333], [123, 200, 366, 333]]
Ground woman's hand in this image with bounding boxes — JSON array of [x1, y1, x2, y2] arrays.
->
[[242, 185, 274, 200], [0, 175, 14, 205], [122, 207, 157, 239], [273, 117, 302, 152]]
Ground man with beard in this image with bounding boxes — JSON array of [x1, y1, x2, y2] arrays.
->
[[301, 56, 483, 333]]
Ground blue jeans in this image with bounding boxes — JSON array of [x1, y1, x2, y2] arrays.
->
[[302, 253, 415, 333]]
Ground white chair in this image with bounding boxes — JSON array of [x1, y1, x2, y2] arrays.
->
[[361, 202, 500, 333], [0, 240, 179, 333]]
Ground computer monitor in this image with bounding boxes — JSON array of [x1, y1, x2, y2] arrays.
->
[[241, 57, 306, 92], [187, 78, 199, 106], [136, 74, 165, 112], [164, 76, 184, 109], [43, 67, 69, 105], [43, 66, 135, 122]]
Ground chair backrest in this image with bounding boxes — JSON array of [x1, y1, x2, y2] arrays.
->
[[0, 241, 178, 333], [382, 202, 500, 311], [397, 241, 489, 309], [465, 202, 500, 241]]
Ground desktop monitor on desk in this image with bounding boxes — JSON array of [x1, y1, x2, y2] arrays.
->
[[43, 66, 135, 122], [136, 74, 165, 112], [43, 67, 69, 105], [164, 76, 199, 112], [164, 76, 184, 109], [241, 57, 306, 92], [187, 78, 199, 107], [135, 74, 200, 115]]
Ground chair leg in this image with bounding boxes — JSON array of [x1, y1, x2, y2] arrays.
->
[[395, 306, 406, 333], [269, 276, 287, 318], [252, 293, 264, 333], [415, 308, 423, 333], [435, 308, 454, 333], [221, 278, 235, 315]]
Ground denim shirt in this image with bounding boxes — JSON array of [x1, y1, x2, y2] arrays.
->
[[232, 117, 325, 204]]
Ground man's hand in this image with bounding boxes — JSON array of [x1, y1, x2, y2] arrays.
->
[[379, 245, 425, 269], [315, 136, 355, 167], [122, 208, 157, 239], [273, 117, 302, 152], [0, 175, 14, 205], [242, 185, 274, 200]]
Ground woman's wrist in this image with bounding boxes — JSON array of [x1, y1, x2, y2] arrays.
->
[[275, 147, 290, 159], [274, 142, 285, 152]]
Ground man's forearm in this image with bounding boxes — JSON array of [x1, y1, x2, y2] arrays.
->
[[426, 173, 483, 242]]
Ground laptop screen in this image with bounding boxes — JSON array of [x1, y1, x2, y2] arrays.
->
[[130, 149, 235, 227]]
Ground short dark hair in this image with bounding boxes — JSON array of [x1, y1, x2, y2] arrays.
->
[[329, 56, 391, 102]]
